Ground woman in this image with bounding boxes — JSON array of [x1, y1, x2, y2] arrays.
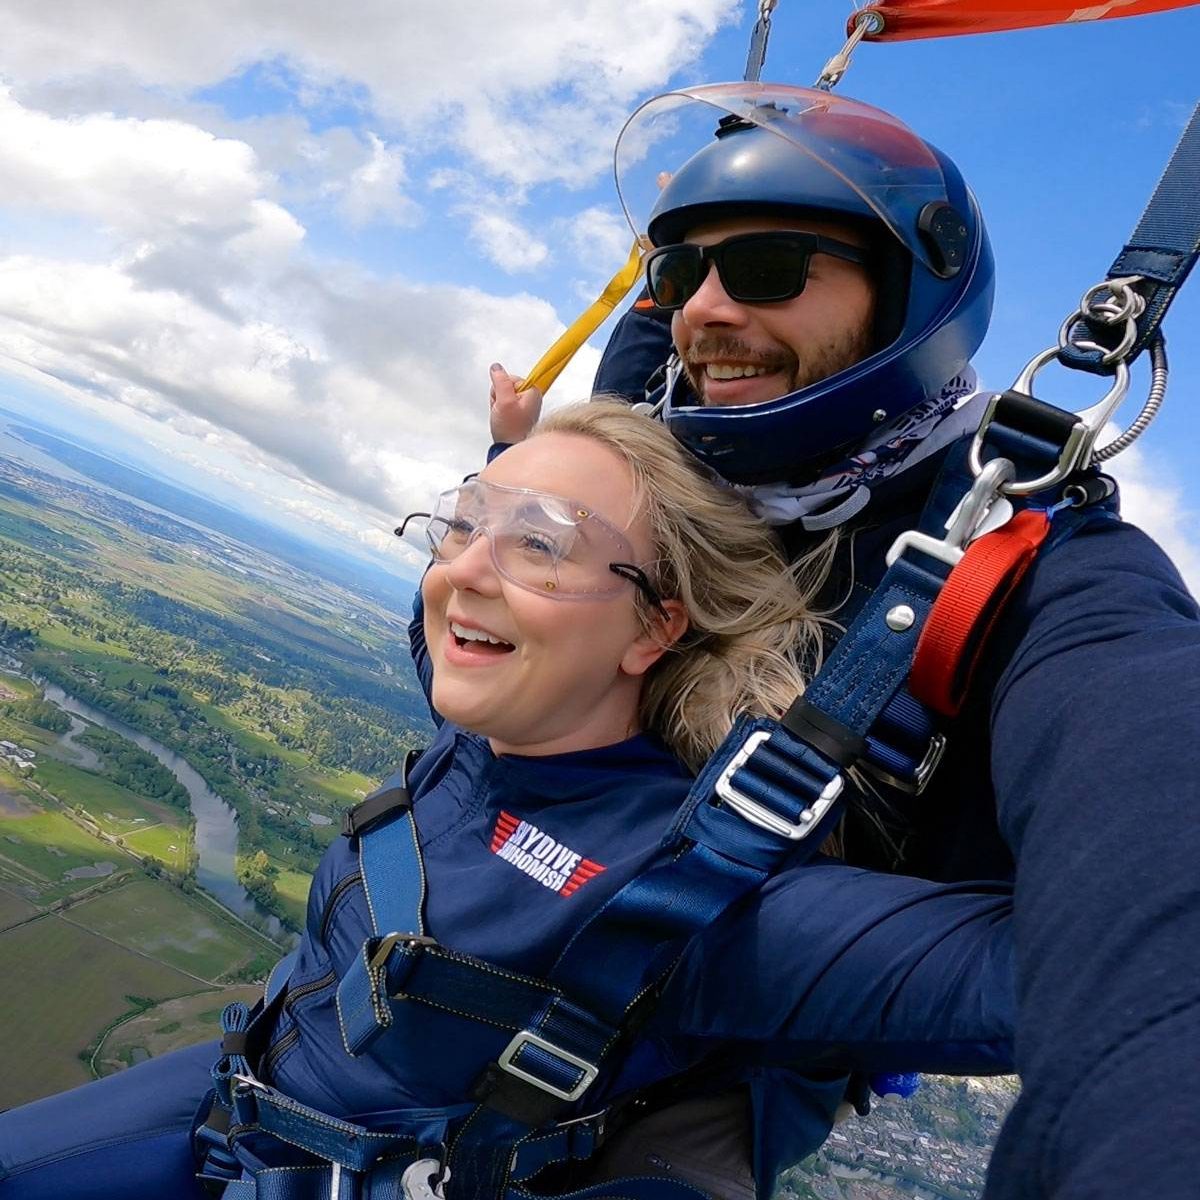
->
[[0, 403, 1012, 1200]]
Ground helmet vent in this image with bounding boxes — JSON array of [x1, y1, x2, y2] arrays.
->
[[917, 202, 968, 279], [715, 113, 755, 138]]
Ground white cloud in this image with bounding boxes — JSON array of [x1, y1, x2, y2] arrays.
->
[[0, 3, 731, 561], [0, 86, 298, 252], [563, 205, 634, 274], [335, 132, 417, 228], [0, 2, 739, 186], [0, 244, 601, 531], [468, 212, 549, 274]]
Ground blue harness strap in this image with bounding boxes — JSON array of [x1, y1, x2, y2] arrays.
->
[[1059, 101, 1200, 374]]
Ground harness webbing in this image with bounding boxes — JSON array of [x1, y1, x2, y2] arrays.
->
[[1059, 102, 1200, 374], [911, 508, 1053, 717]]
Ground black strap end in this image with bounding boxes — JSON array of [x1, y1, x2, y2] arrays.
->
[[220, 1031, 249, 1056], [342, 785, 412, 839], [472, 1064, 570, 1128], [781, 699, 866, 769]]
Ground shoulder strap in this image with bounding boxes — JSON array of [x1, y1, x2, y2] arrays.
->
[[332, 749, 431, 1056]]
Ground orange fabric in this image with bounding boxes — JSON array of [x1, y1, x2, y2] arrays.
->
[[910, 508, 1052, 717], [857, 0, 1198, 42]]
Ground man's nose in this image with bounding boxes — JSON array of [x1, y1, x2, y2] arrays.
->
[[679, 262, 746, 327], [445, 531, 502, 595]]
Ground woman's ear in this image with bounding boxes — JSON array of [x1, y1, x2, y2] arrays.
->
[[620, 600, 689, 678]]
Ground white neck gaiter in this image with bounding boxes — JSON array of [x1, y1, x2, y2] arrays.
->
[[738, 369, 984, 530]]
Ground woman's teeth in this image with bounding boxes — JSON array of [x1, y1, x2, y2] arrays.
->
[[450, 621, 513, 648], [706, 363, 774, 380]]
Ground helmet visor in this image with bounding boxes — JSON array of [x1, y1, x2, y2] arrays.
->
[[419, 479, 646, 600], [615, 82, 951, 272]]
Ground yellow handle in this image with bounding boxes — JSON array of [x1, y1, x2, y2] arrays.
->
[[520, 239, 644, 396]]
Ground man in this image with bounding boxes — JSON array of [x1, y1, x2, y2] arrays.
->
[[566, 85, 1200, 1199]]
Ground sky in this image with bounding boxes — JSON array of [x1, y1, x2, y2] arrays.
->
[[0, 0, 1196, 586]]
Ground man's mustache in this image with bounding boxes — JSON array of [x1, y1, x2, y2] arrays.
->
[[684, 337, 797, 373]]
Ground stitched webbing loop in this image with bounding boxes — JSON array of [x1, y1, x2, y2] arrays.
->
[[910, 508, 1053, 716]]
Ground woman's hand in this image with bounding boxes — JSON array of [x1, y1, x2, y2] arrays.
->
[[489, 363, 543, 444]]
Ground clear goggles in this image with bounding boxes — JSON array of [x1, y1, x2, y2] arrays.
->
[[398, 479, 668, 612]]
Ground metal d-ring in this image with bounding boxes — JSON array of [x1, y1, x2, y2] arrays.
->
[[969, 347, 1130, 495], [1056, 275, 1145, 367]]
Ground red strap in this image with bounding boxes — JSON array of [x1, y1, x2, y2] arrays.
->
[[633, 297, 657, 310], [910, 508, 1053, 717]]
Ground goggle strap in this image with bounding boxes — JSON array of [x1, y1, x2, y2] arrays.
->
[[608, 562, 671, 619]]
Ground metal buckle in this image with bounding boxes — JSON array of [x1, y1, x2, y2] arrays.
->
[[401, 1157, 449, 1200], [714, 729, 843, 841], [370, 932, 437, 972], [861, 734, 947, 797], [886, 458, 1015, 570], [497, 1030, 599, 1102], [231, 1071, 269, 1095], [967, 357, 1130, 495]]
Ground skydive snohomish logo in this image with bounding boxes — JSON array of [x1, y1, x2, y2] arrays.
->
[[491, 811, 606, 897]]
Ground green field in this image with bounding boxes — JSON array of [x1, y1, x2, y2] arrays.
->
[[34, 756, 185, 828], [0, 772, 274, 1107], [96, 984, 263, 1075], [0, 708, 56, 752], [69, 874, 270, 980], [0, 914, 204, 1106], [0, 802, 123, 904], [0, 669, 38, 701], [0, 883, 37, 930], [273, 867, 312, 927], [123, 821, 190, 870], [0, 465, 429, 1104]]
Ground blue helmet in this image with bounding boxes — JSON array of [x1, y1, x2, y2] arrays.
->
[[614, 84, 994, 484]]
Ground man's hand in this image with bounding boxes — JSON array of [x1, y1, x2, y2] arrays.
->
[[489, 363, 543, 444]]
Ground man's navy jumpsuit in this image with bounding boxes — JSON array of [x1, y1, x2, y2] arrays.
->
[[595, 304, 1200, 1200]]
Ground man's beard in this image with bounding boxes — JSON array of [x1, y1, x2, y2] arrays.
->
[[682, 325, 875, 406]]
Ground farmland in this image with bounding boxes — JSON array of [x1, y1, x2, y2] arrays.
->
[[0, 750, 279, 1107], [0, 430, 429, 1108]]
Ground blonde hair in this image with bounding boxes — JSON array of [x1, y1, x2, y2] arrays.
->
[[533, 401, 834, 772]]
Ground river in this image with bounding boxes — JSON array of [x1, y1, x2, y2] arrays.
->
[[40, 680, 284, 938]]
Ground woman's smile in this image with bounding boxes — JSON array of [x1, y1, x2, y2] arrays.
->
[[444, 617, 516, 663], [422, 432, 670, 758]]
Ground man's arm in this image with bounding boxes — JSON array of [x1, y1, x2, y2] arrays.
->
[[592, 291, 674, 402], [650, 860, 1014, 1077], [984, 518, 1200, 1198], [407, 587, 436, 717]]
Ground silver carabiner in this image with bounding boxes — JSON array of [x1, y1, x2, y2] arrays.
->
[[944, 458, 1015, 550], [886, 458, 1015, 569], [1057, 276, 1145, 365], [968, 349, 1130, 495]]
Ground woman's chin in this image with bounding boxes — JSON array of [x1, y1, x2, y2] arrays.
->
[[430, 679, 500, 737]]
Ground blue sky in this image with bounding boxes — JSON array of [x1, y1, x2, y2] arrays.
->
[[0, 0, 1195, 584]]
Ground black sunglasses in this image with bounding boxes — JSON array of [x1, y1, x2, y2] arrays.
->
[[644, 231, 870, 310]]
